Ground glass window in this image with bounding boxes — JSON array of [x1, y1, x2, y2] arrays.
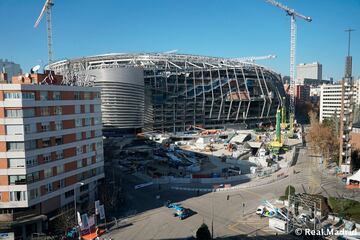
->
[[55, 121, 63, 130], [75, 118, 82, 127], [45, 183, 53, 193], [94, 117, 101, 125], [76, 146, 83, 155], [56, 150, 63, 160], [94, 104, 101, 113], [53, 91, 61, 100], [25, 140, 36, 150], [26, 156, 38, 167], [96, 154, 103, 163], [44, 168, 52, 178], [55, 106, 62, 115], [6, 142, 24, 151], [86, 157, 91, 166], [9, 158, 25, 168], [57, 165, 64, 174], [40, 107, 50, 116], [77, 160, 82, 168], [6, 125, 24, 135], [76, 132, 82, 141], [28, 188, 39, 200], [9, 175, 26, 185], [22, 92, 35, 99], [24, 124, 36, 133], [74, 92, 81, 100], [10, 191, 27, 201], [40, 91, 48, 101], [84, 105, 90, 113], [75, 105, 81, 114], [4, 92, 21, 99], [26, 171, 39, 183], [41, 122, 50, 132], [5, 109, 22, 118], [42, 138, 51, 147], [85, 131, 91, 139], [55, 137, 63, 145], [43, 153, 51, 163], [84, 92, 91, 100], [65, 190, 74, 198], [23, 108, 35, 118]]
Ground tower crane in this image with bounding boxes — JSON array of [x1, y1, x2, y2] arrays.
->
[[34, 0, 54, 66], [265, 0, 312, 133], [232, 54, 276, 63]]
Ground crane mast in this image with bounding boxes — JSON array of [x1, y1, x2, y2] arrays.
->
[[34, 0, 54, 66], [266, 0, 312, 133]]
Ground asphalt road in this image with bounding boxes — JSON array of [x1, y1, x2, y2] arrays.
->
[[102, 146, 359, 240]]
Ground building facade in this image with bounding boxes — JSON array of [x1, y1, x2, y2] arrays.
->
[[0, 59, 22, 83], [296, 62, 322, 85], [0, 72, 104, 237], [49, 53, 286, 134], [319, 83, 359, 122], [294, 85, 310, 105]]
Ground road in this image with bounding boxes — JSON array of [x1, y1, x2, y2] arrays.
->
[[102, 146, 359, 239]]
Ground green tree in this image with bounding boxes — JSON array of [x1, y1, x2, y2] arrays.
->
[[196, 223, 211, 240], [285, 185, 295, 196]]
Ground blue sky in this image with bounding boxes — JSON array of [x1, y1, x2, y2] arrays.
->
[[1, 0, 359, 81]]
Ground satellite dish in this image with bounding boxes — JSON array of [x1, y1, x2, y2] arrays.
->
[[31, 65, 41, 73]]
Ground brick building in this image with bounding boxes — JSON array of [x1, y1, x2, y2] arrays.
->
[[0, 72, 104, 238]]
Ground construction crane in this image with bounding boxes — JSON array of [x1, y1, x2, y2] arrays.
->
[[34, 0, 54, 66], [232, 54, 276, 63], [265, 0, 312, 134]]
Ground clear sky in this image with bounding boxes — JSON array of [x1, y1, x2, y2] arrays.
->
[[1, 0, 359, 81]]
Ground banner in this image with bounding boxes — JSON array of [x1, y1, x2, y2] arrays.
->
[[81, 214, 89, 230], [88, 215, 95, 227], [77, 211, 82, 227], [99, 205, 105, 220], [95, 200, 100, 215]]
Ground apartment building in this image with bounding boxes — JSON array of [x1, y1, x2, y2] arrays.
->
[[294, 85, 310, 105], [319, 82, 359, 123], [0, 72, 104, 238], [296, 62, 322, 85]]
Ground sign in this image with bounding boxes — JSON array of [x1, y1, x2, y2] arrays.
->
[[99, 204, 106, 220], [77, 211, 82, 227], [81, 214, 89, 230], [95, 200, 100, 215]]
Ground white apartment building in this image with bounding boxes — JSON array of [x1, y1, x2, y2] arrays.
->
[[320, 81, 359, 122], [0, 72, 104, 238]]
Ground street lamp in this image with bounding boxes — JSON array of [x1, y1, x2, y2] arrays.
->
[[74, 182, 84, 239]]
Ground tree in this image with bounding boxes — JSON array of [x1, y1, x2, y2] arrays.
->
[[306, 111, 339, 166], [285, 185, 295, 196], [196, 223, 211, 240], [50, 208, 76, 235]]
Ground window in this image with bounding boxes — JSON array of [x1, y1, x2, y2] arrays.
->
[[80, 184, 88, 192], [8, 158, 25, 168], [25, 140, 36, 150], [57, 165, 64, 174], [6, 125, 24, 135], [26, 171, 39, 183], [45, 183, 53, 193], [10, 191, 27, 201], [26, 156, 38, 167], [76, 146, 83, 155], [7, 142, 24, 151], [94, 92, 101, 99], [40, 91, 48, 100], [40, 107, 50, 116], [55, 137, 63, 145], [41, 122, 50, 132], [75, 118, 82, 127], [29, 188, 39, 200], [75, 105, 81, 114], [24, 124, 36, 133], [77, 160, 83, 168], [59, 179, 65, 188], [86, 157, 91, 166], [55, 106, 62, 115], [5, 109, 22, 118], [94, 117, 101, 125], [53, 91, 61, 100], [94, 104, 101, 113], [23, 108, 35, 117], [9, 175, 26, 185], [65, 190, 74, 198], [56, 150, 63, 160], [84, 118, 91, 126], [42, 138, 51, 147], [44, 168, 52, 178], [74, 92, 81, 100], [76, 132, 82, 141], [85, 144, 91, 153], [4, 92, 21, 99], [43, 153, 51, 163], [85, 131, 91, 139], [95, 130, 102, 137], [22, 92, 35, 99], [84, 105, 90, 113], [84, 92, 91, 100], [55, 121, 63, 130], [96, 154, 103, 163]]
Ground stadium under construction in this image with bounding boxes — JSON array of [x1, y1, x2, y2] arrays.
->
[[49, 53, 286, 135]]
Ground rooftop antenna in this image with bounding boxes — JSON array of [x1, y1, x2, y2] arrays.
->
[[345, 28, 355, 57]]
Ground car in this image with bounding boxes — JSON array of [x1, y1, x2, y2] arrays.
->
[[256, 205, 266, 215], [341, 177, 347, 183]]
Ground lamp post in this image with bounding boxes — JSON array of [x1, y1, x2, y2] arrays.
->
[[74, 182, 84, 239]]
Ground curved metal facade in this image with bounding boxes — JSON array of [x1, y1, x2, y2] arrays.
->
[[89, 67, 144, 130], [50, 53, 285, 133]]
